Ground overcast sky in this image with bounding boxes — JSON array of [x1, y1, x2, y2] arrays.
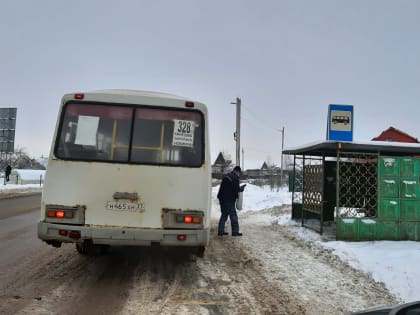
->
[[1, 0, 420, 168]]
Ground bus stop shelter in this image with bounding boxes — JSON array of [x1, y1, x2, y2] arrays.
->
[[283, 140, 420, 240]]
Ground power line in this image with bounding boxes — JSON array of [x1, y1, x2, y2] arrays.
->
[[242, 104, 279, 132]]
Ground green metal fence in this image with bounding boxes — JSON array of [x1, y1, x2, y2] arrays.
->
[[336, 155, 420, 241]]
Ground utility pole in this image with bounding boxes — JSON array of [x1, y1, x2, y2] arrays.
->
[[242, 148, 244, 170], [277, 127, 285, 186], [231, 97, 241, 168], [281, 127, 285, 186]]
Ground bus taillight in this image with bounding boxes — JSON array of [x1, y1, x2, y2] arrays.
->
[[179, 215, 201, 224], [58, 229, 80, 240], [74, 93, 84, 99], [47, 209, 74, 218], [177, 234, 186, 241], [68, 231, 81, 239]]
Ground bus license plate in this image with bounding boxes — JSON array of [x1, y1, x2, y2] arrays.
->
[[106, 201, 145, 212]]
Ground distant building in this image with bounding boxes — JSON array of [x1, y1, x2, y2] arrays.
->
[[246, 162, 273, 178], [372, 127, 419, 143], [212, 152, 232, 178]]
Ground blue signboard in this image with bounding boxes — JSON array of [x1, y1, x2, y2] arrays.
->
[[327, 104, 353, 141]]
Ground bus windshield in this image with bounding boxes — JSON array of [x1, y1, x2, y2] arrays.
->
[[55, 102, 204, 167]]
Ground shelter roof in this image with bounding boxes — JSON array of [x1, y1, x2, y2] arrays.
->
[[283, 140, 420, 157]]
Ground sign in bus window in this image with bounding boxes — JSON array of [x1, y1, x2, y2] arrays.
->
[[172, 120, 195, 147], [74, 116, 99, 146]]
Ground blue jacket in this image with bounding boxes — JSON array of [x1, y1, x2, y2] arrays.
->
[[217, 171, 240, 204]]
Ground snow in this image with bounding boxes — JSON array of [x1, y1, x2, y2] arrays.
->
[[11, 169, 45, 180], [0, 183, 42, 190], [213, 183, 420, 303], [0, 169, 45, 187], [284, 139, 420, 152]]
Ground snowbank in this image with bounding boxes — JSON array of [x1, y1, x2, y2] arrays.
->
[[7, 169, 45, 185], [213, 183, 420, 303], [12, 169, 45, 180]]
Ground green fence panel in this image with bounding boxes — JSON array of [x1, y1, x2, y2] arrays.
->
[[378, 177, 399, 198], [376, 220, 399, 240], [399, 221, 420, 241], [359, 218, 377, 240], [378, 157, 400, 177], [288, 170, 302, 192], [400, 158, 420, 178], [336, 218, 358, 240], [291, 203, 302, 220], [377, 198, 400, 219], [400, 200, 420, 220], [400, 178, 420, 199]]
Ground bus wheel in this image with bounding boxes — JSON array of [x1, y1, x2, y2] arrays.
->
[[76, 241, 93, 255], [196, 246, 205, 258]]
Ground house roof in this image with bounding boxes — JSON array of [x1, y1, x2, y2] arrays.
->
[[261, 162, 269, 170], [214, 152, 226, 165], [213, 152, 232, 166], [283, 140, 420, 157], [372, 126, 419, 142]]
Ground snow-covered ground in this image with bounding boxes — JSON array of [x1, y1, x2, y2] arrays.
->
[[0, 183, 42, 190], [214, 183, 420, 303], [0, 182, 42, 198]]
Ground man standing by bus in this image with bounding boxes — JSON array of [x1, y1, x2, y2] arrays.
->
[[217, 166, 243, 236]]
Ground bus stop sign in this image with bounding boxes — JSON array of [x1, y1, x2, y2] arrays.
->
[[327, 104, 353, 141]]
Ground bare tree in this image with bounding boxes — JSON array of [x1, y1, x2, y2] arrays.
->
[[0, 147, 46, 171]]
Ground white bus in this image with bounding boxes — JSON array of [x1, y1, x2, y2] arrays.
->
[[38, 90, 211, 256]]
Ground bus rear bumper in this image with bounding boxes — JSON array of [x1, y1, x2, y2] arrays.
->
[[38, 222, 210, 247]]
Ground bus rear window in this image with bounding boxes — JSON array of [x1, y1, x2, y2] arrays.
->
[[55, 103, 204, 166]]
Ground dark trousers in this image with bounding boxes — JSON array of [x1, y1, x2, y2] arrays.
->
[[218, 202, 239, 235]]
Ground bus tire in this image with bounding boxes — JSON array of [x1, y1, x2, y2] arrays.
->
[[197, 246, 205, 258], [76, 241, 92, 255]]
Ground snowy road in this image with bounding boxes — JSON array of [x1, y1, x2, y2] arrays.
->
[[0, 193, 41, 219], [0, 192, 398, 314], [0, 209, 304, 314]]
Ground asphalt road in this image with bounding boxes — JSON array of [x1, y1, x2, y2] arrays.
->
[[0, 193, 41, 220]]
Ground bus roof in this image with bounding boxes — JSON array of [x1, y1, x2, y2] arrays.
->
[[62, 89, 207, 111], [87, 89, 190, 100]]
